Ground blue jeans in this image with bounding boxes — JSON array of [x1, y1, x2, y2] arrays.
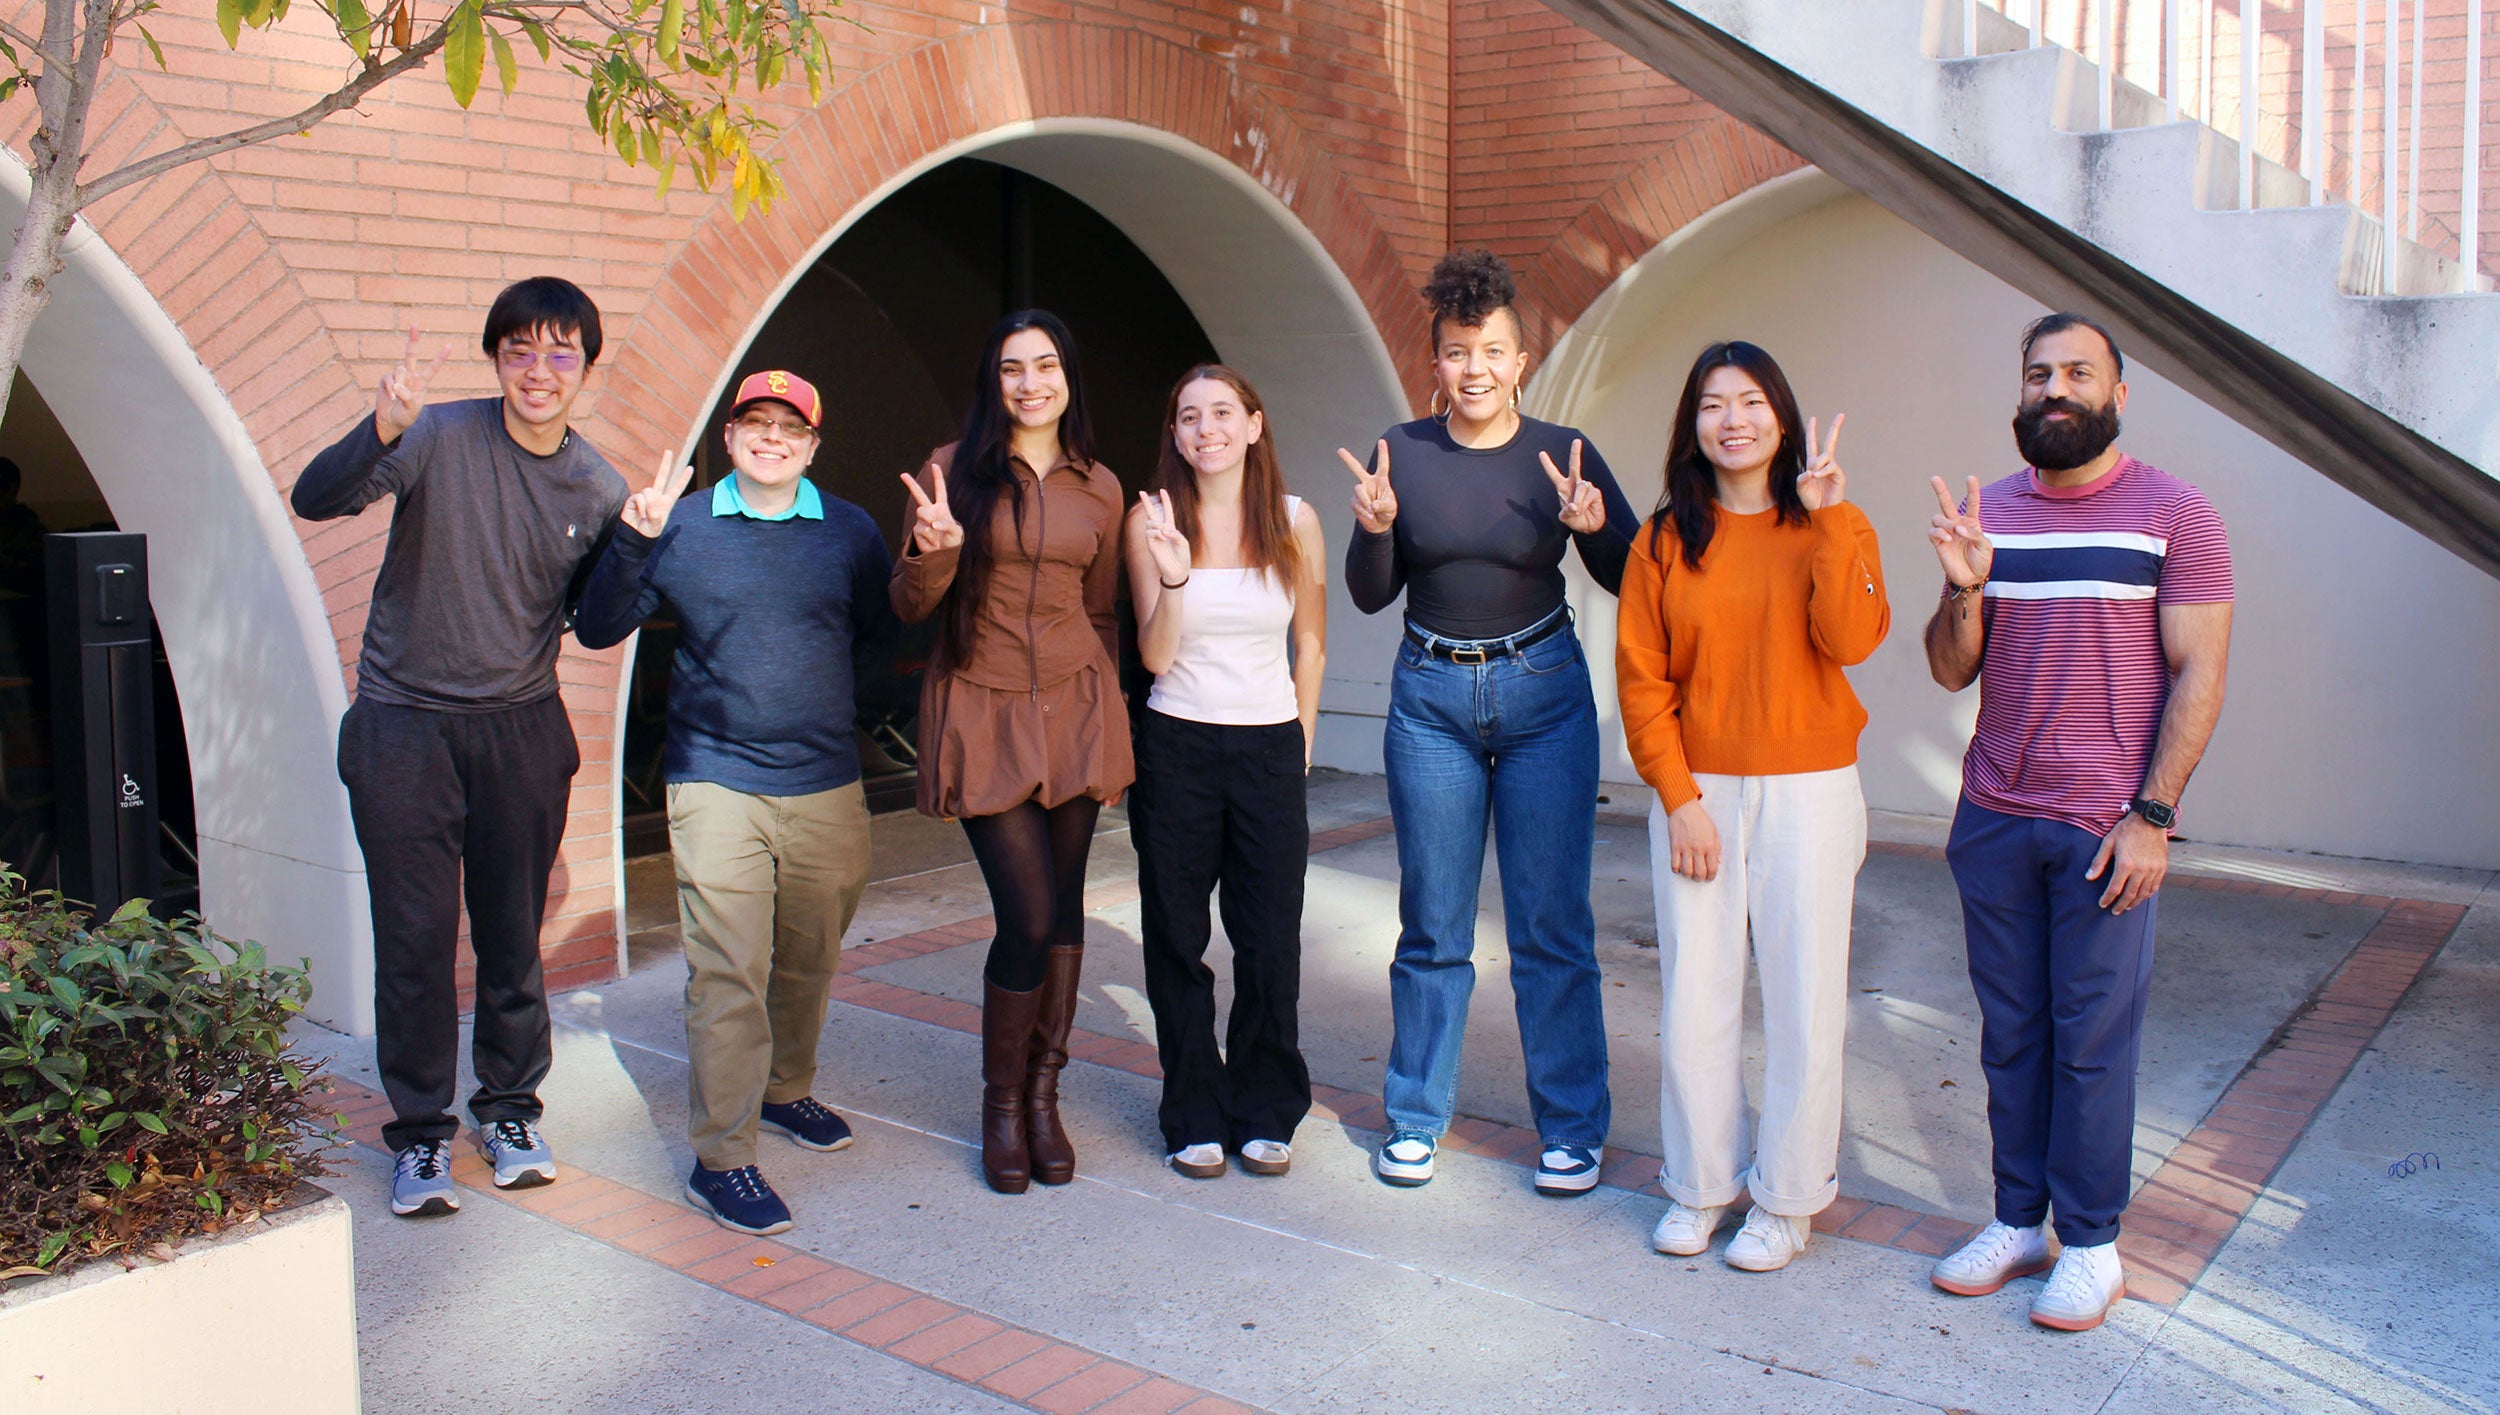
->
[[1380, 618, 1610, 1146], [1946, 800, 2159, 1247]]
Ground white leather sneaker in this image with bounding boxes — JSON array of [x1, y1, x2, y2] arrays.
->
[[1649, 1202, 1729, 1256], [1930, 1220, 2055, 1296], [2029, 1242, 2126, 1331], [1723, 1206, 1811, 1272]]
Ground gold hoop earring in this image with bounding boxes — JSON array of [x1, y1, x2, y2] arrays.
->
[[1427, 387, 1449, 420]]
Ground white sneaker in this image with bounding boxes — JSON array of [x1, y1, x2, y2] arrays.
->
[[2030, 1242, 2126, 1331], [1930, 1220, 2055, 1296], [1238, 1139, 1292, 1176], [1649, 1202, 1728, 1256], [1375, 1130, 1436, 1186], [1169, 1143, 1225, 1179], [1723, 1206, 1811, 1272]]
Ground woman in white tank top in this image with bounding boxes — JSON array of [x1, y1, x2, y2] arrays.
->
[[1123, 364, 1328, 1180]]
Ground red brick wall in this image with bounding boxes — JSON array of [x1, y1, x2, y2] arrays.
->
[[5, 0, 1787, 994]]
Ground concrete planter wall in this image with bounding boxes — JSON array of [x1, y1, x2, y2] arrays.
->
[[0, 1185, 360, 1412]]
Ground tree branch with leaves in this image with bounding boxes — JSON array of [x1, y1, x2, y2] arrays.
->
[[0, 0, 848, 430]]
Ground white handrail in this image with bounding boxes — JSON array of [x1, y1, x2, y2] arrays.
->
[[2242, 0, 2262, 207], [2384, 0, 2399, 279], [1975, 0, 2488, 285], [2467, 0, 2484, 284], [2304, 0, 2326, 201], [2407, 0, 2424, 238]]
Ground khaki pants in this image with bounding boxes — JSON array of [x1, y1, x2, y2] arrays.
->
[[670, 779, 872, 1170]]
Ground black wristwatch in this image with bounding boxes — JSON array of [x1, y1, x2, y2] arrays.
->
[[2129, 797, 2177, 830]]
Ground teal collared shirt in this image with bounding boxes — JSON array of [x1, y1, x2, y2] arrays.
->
[[712, 474, 824, 522]]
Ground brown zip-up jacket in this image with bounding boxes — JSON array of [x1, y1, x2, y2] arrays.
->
[[890, 443, 1124, 689]]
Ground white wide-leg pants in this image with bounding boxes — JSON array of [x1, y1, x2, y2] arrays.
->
[[1649, 766, 1866, 1215]]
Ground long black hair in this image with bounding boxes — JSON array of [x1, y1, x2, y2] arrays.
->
[[1650, 340, 1810, 570], [934, 309, 1097, 669]]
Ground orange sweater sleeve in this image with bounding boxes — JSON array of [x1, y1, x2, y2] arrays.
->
[[1805, 503, 1890, 666], [1615, 530, 1702, 812]]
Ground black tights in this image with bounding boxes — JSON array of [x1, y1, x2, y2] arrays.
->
[[962, 796, 1102, 992]]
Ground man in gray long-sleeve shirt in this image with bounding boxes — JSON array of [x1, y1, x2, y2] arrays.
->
[[292, 276, 627, 1220]]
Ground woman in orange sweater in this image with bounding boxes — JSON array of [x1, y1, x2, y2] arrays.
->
[[1617, 341, 1888, 1272]]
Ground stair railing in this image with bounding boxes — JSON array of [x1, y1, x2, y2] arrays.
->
[[1960, 0, 2489, 291]]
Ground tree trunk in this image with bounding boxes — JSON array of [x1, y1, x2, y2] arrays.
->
[[0, 166, 83, 433], [0, 0, 116, 432]]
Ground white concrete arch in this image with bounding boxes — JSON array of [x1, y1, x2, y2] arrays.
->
[[1, 158, 368, 1026], [682, 118, 1413, 769], [1524, 170, 2500, 867]]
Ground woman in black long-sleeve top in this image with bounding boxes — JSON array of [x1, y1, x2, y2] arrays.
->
[[1338, 248, 1639, 1196]]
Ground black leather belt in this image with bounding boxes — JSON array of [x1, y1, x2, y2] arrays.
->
[[1404, 612, 1567, 665]]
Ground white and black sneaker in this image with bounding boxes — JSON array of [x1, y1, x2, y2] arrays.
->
[[1534, 1143, 1603, 1196], [1375, 1130, 1437, 1187], [390, 1139, 460, 1217], [477, 1119, 558, 1189]]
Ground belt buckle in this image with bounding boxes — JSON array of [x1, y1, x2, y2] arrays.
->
[[1448, 647, 1488, 665]]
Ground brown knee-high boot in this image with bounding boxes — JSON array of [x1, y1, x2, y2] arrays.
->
[[982, 980, 1045, 1193], [1025, 944, 1084, 1185]]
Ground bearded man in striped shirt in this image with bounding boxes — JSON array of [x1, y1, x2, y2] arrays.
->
[[1917, 313, 2234, 1333]]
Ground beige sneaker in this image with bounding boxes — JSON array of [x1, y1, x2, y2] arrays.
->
[[1649, 1203, 1729, 1257], [1723, 1207, 1811, 1272], [2029, 1242, 2125, 1331], [1169, 1143, 1225, 1179], [1237, 1140, 1292, 1176], [1930, 1220, 2055, 1296]]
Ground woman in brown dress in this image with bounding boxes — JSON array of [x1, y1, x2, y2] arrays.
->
[[893, 310, 1134, 1194]]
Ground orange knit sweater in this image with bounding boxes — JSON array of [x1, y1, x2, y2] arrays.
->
[[1616, 502, 1891, 811]]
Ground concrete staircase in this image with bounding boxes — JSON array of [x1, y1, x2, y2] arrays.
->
[[1537, 0, 2500, 576]]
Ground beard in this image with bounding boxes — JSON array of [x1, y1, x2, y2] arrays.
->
[[2012, 395, 2121, 471]]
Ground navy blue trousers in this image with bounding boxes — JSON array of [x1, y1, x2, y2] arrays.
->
[[1945, 800, 2158, 1246]]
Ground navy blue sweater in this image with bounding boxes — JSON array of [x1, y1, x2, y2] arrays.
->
[[574, 487, 900, 797]]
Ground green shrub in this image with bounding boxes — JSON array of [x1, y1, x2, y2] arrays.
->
[[0, 870, 338, 1279]]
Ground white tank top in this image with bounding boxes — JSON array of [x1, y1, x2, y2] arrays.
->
[[1146, 496, 1302, 726]]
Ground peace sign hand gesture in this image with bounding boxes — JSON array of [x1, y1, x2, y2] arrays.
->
[[1538, 438, 1608, 534], [1338, 440, 1399, 534], [899, 463, 965, 554], [1137, 490, 1193, 585], [376, 323, 449, 445], [1927, 475, 1994, 588], [1799, 414, 1847, 509], [622, 450, 693, 539]]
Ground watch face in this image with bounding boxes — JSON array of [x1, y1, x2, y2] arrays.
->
[[2135, 799, 2175, 829]]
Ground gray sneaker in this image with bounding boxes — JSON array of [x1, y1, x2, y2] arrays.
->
[[477, 1119, 558, 1189], [390, 1140, 460, 1217]]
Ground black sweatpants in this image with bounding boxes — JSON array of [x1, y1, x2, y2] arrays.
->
[[338, 695, 579, 1151], [1129, 709, 1312, 1152]]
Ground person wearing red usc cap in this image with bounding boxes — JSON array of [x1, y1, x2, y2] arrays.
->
[[576, 369, 901, 1235]]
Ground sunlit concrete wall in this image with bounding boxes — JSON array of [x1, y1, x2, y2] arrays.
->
[[1534, 174, 2500, 868]]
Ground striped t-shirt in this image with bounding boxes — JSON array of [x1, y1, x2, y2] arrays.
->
[[1959, 456, 2232, 836]]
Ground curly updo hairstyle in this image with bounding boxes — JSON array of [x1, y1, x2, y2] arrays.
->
[[1422, 247, 1521, 345]]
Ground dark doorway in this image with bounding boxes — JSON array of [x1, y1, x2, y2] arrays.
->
[[0, 373, 201, 912], [619, 157, 1218, 850]]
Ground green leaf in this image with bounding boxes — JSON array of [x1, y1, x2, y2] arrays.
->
[[656, 0, 685, 65], [491, 29, 518, 93], [135, 23, 169, 70], [107, 898, 150, 926], [519, 17, 551, 59], [104, 1160, 133, 1188], [333, 0, 370, 52], [47, 975, 80, 1008], [216, 0, 245, 45], [134, 1111, 168, 1135], [36, 1231, 71, 1267], [444, 0, 486, 108]]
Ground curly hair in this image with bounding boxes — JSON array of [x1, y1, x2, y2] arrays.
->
[[1422, 247, 1519, 344]]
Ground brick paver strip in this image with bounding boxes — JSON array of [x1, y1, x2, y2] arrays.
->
[[322, 1079, 1270, 1415]]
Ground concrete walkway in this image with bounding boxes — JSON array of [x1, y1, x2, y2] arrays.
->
[[295, 772, 2499, 1414]]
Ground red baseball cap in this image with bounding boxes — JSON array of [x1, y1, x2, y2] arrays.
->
[[729, 369, 823, 428]]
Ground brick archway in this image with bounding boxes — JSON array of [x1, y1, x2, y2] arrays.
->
[[589, 20, 1423, 475]]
